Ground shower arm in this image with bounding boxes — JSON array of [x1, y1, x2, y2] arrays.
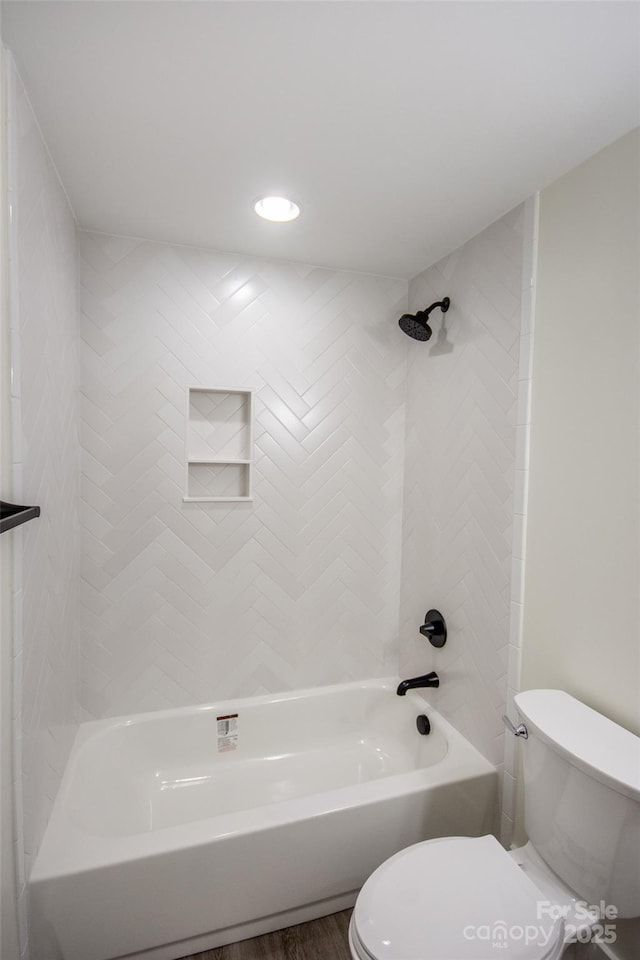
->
[[416, 298, 450, 321]]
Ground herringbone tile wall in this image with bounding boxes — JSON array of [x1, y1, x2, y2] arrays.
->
[[399, 206, 524, 769], [7, 57, 80, 933], [79, 233, 409, 719]]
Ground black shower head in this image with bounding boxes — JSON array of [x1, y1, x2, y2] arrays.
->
[[398, 313, 433, 341], [398, 297, 450, 341]]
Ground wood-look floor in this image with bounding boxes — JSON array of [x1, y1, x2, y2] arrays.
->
[[179, 910, 353, 960]]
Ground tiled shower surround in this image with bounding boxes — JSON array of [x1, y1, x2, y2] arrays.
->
[[78, 234, 409, 718], [399, 206, 525, 769], [6, 56, 80, 945], [8, 58, 533, 947], [78, 218, 526, 750]]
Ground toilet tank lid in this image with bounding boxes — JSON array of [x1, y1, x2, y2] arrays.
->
[[514, 689, 640, 803]]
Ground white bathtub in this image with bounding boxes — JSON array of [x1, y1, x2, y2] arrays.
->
[[30, 679, 497, 960]]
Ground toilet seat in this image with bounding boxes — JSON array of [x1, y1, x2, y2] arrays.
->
[[350, 835, 565, 960]]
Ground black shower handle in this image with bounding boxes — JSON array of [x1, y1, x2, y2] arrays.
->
[[419, 609, 447, 648]]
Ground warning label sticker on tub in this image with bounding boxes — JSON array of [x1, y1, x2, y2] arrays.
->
[[216, 714, 238, 752]]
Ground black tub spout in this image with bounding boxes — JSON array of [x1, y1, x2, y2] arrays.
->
[[396, 671, 439, 696]]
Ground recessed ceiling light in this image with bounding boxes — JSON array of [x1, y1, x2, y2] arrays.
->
[[254, 196, 301, 222]]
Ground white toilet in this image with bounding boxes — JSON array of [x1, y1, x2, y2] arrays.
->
[[349, 689, 640, 960]]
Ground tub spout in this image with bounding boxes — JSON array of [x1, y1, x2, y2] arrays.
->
[[396, 672, 439, 696]]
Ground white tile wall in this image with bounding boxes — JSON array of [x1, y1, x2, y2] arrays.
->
[[399, 206, 525, 779], [78, 233, 409, 718], [6, 55, 80, 954], [500, 194, 539, 848]]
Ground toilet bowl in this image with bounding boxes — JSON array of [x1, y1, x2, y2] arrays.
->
[[349, 690, 640, 960], [348, 835, 565, 960]]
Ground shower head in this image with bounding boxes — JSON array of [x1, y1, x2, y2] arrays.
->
[[398, 313, 433, 341], [398, 297, 450, 341]]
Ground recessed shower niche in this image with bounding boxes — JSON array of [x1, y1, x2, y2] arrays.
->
[[184, 387, 253, 502]]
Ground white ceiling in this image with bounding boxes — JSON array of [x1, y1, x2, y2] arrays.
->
[[2, 1, 639, 278]]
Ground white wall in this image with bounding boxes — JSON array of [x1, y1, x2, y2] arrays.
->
[[399, 206, 525, 770], [521, 128, 640, 736], [6, 55, 80, 956], [78, 232, 408, 718], [1, 45, 21, 960]]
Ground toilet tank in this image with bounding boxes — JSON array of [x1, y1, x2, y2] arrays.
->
[[514, 689, 640, 918]]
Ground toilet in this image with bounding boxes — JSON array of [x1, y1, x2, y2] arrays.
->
[[349, 689, 640, 960]]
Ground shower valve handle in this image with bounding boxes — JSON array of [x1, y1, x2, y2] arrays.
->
[[419, 609, 447, 648]]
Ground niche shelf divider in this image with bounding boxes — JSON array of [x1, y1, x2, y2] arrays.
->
[[184, 387, 253, 503]]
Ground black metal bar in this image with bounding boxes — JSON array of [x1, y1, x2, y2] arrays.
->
[[0, 501, 41, 534]]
